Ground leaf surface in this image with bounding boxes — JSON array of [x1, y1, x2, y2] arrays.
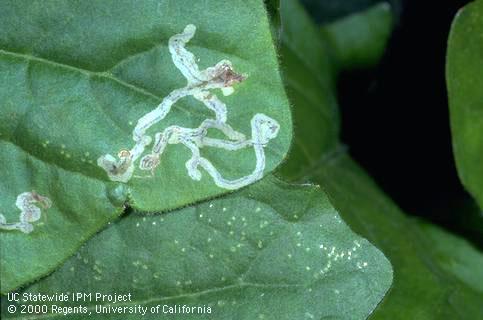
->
[[0, 0, 291, 293], [1, 177, 392, 320], [447, 0, 483, 209]]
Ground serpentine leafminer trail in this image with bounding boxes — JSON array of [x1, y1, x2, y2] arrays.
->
[[0, 191, 51, 234], [98, 24, 280, 189]]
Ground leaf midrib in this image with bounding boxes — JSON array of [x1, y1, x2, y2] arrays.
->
[[0, 48, 212, 184], [1, 42, 250, 109], [1, 47, 286, 183], [0, 49, 193, 114]]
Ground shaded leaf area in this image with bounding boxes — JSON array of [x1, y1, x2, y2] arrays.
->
[[321, 2, 394, 71], [265, 0, 282, 45], [311, 154, 483, 319], [277, 0, 393, 181], [276, 0, 340, 180], [1, 177, 392, 320], [0, 0, 291, 293], [301, 0, 401, 24], [447, 0, 483, 210], [276, 0, 483, 318]]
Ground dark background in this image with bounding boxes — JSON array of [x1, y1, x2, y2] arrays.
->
[[302, 0, 482, 246]]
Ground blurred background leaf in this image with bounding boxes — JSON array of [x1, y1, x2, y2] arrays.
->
[[275, 0, 483, 318], [293, 0, 482, 246], [447, 0, 483, 211], [301, 0, 401, 24]]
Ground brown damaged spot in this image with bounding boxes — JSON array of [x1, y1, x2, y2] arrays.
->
[[216, 63, 246, 87], [31, 191, 52, 209]]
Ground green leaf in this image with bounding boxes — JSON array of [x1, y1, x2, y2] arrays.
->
[[0, 0, 291, 293], [277, 0, 340, 180], [276, 1, 483, 318], [311, 154, 483, 319], [1, 177, 392, 319], [277, 1, 393, 181], [416, 220, 483, 295], [321, 2, 394, 70], [265, 0, 282, 46], [415, 223, 483, 317], [447, 0, 483, 210], [301, 0, 400, 24]]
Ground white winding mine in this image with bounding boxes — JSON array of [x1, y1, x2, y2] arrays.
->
[[0, 192, 51, 234], [187, 114, 279, 189], [139, 114, 279, 189], [98, 24, 280, 189]]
